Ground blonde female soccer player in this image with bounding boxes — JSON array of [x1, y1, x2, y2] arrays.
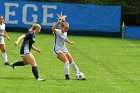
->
[[10, 24, 45, 81], [0, 16, 10, 65], [52, 16, 86, 80]]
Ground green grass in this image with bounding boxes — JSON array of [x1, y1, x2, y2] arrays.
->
[[0, 32, 140, 93]]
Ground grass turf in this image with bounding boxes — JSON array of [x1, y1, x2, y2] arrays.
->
[[0, 32, 140, 93]]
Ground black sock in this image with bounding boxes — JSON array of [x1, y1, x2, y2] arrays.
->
[[13, 61, 25, 66], [32, 66, 39, 79]]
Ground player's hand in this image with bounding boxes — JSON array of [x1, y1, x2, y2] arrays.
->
[[37, 49, 42, 53], [7, 36, 10, 41], [61, 16, 67, 22], [14, 42, 18, 46], [69, 42, 75, 45], [58, 17, 63, 23]]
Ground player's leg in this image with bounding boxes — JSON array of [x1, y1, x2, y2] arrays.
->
[[10, 46, 30, 68], [0, 44, 9, 65], [24, 53, 45, 81], [24, 53, 37, 66], [65, 52, 79, 73], [57, 51, 70, 80], [66, 52, 86, 80], [10, 61, 25, 69], [10, 54, 29, 69]]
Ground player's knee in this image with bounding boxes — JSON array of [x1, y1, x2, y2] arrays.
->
[[62, 56, 68, 62], [1, 49, 6, 53], [69, 61, 73, 64]]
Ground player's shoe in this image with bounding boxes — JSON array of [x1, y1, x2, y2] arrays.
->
[[37, 78, 46, 81], [4, 62, 10, 65], [65, 75, 70, 80], [9, 63, 15, 69]]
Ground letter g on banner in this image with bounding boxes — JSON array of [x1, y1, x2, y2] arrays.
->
[[22, 4, 38, 25]]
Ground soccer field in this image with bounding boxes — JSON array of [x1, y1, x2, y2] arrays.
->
[[0, 32, 140, 93]]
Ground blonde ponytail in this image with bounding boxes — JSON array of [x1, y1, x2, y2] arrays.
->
[[29, 23, 41, 31]]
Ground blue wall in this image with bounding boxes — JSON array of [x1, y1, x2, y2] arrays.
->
[[0, 1, 121, 32], [124, 26, 140, 39]]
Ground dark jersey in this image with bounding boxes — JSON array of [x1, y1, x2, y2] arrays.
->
[[20, 31, 35, 55]]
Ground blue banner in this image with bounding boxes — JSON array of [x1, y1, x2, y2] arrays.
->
[[0, 1, 121, 32], [124, 26, 140, 39]]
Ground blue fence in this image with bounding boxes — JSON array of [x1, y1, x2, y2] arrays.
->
[[0, 1, 121, 32], [124, 26, 140, 39]]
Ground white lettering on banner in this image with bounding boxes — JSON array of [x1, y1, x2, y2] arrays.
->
[[4, 2, 57, 27], [42, 5, 57, 26], [4, 3, 19, 24], [22, 4, 38, 25]]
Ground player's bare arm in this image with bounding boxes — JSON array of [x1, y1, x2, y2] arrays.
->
[[32, 45, 42, 53], [0, 33, 8, 37], [66, 39, 75, 45], [52, 18, 62, 32], [14, 35, 25, 46], [4, 30, 10, 40]]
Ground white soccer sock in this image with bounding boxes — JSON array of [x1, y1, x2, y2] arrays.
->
[[64, 61, 69, 75], [2, 53, 8, 63], [70, 62, 79, 73]]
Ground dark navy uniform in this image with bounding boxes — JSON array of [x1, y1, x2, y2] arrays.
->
[[20, 31, 35, 55]]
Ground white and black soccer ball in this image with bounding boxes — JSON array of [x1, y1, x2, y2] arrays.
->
[[76, 72, 86, 80]]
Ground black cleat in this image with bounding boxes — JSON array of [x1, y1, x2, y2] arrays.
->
[[9, 63, 15, 69], [82, 77, 86, 80], [65, 78, 70, 80], [4, 62, 10, 65], [65, 75, 70, 80]]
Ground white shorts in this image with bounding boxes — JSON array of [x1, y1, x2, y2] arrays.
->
[[0, 38, 5, 44], [53, 50, 68, 56]]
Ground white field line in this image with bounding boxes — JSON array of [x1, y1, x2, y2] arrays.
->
[[123, 39, 140, 52]]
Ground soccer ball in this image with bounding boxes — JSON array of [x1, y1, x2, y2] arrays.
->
[[76, 72, 86, 80]]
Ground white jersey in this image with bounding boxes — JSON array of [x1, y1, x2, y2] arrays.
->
[[53, 29, 68, 54], [0, 23, 5, 38]]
